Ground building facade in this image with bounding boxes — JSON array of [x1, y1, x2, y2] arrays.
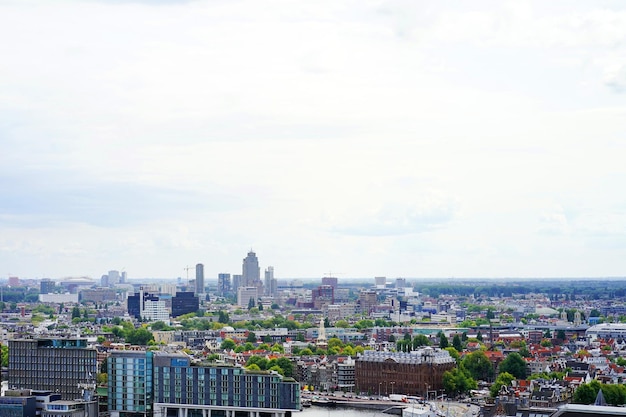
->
[[355, 348, 455, 397], [152, 353, 300, 417], [8, 339, 98, 401], [108, 350, 154, 417], [172, 291, 199, 317], [218, 273, 231, 297], [108, 350, 300, 417]]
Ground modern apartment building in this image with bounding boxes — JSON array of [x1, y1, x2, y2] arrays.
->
[[108, 350, 300, 417], [108, 350, 154, 417], [8, 338, 98, 401]]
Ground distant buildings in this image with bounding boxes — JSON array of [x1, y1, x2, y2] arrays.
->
[[242, 250, 260, 288], [196, 263, 205, 295], [171, 291, 200, 317], [218, 273, 232, 297], [127, 288, 170, 324], [237, 286, 258, 308]]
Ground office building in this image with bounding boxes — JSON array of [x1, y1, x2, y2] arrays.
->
[[265, 266, 277, 297], [40, 278, 56, 294], [196, 263, 205, 295], [8, 338, 97, 401], [374, 276, 386, 288], [172, 291, 199, 317], [237, 286, 258, 308], [242, 250, 260, 287], [358, 290, 378, 315], [108, 270, 121, 285], [321, 276, 338, 290], [232, 274, 242, 292], [218, 273, 231, 296], [312, 285, 334, 310], [127, 288, 159, 319]]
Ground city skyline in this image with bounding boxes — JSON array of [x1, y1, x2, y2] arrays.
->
[[1, 1, 626, 280]]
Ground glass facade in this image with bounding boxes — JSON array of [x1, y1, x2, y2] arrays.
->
[[108, 350, 153, 416]]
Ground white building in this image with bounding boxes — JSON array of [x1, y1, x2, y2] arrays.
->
[[237, 286, 258, 308]]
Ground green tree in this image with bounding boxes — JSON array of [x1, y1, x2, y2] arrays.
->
[[246, 332, 257, 343], [221, 338, 237, 350], [462, 351, 494, 381], [248, 298, 255, 309], [246, 356, 269, 370], [452, 334, 463, 351], [443, 367, 477, 398], [490, 372, 515, 397], [573, 382, 600, 404], [498, 352, 527, 379], [335, 320, 349, 328], [126, 328, 154, 345], [275, 357, 294, 377], [1, 344, 8, 367], [412, 334, 431, 348], [445, 347, 460, 361], [151, 321, 170, 331], [439, 332, 449, 348], [72, 306, 81, 319]]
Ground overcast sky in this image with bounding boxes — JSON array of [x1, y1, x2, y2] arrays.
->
[[1, 0, 626, 281]]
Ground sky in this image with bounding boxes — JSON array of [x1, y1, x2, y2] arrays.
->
[[1, 0, 626, 281]]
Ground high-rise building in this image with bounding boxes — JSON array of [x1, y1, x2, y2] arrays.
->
[[108, 350, 153, 417], [8, 338, 97, 400], [172, 291, 199, 317], [321, 276, 338, 290], [264, 266, 277, 297], [312, 285, 334, 310], [375, 276, 386, 288], [237, 286, 258, 308], [127, 288, 169, 323], [108, 270, 120, 285], [195, 263, 205, 295], [218, 273, 231, 296], [232, 274, 242, 292], [40, 278, 55, 294], [242, 250, 260, 287], [358, 290, 378, 315]]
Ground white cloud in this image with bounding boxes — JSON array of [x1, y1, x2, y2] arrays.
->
[[1, 0, 626, 279]]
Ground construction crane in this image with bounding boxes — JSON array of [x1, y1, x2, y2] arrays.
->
[[184, 265, 194, 285]]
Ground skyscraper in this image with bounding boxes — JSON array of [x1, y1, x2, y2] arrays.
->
[[242, 250, 260, 287], [217, 273, 231, 296], [264, 266, 277, 297], [195, 263, 205, 295]]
